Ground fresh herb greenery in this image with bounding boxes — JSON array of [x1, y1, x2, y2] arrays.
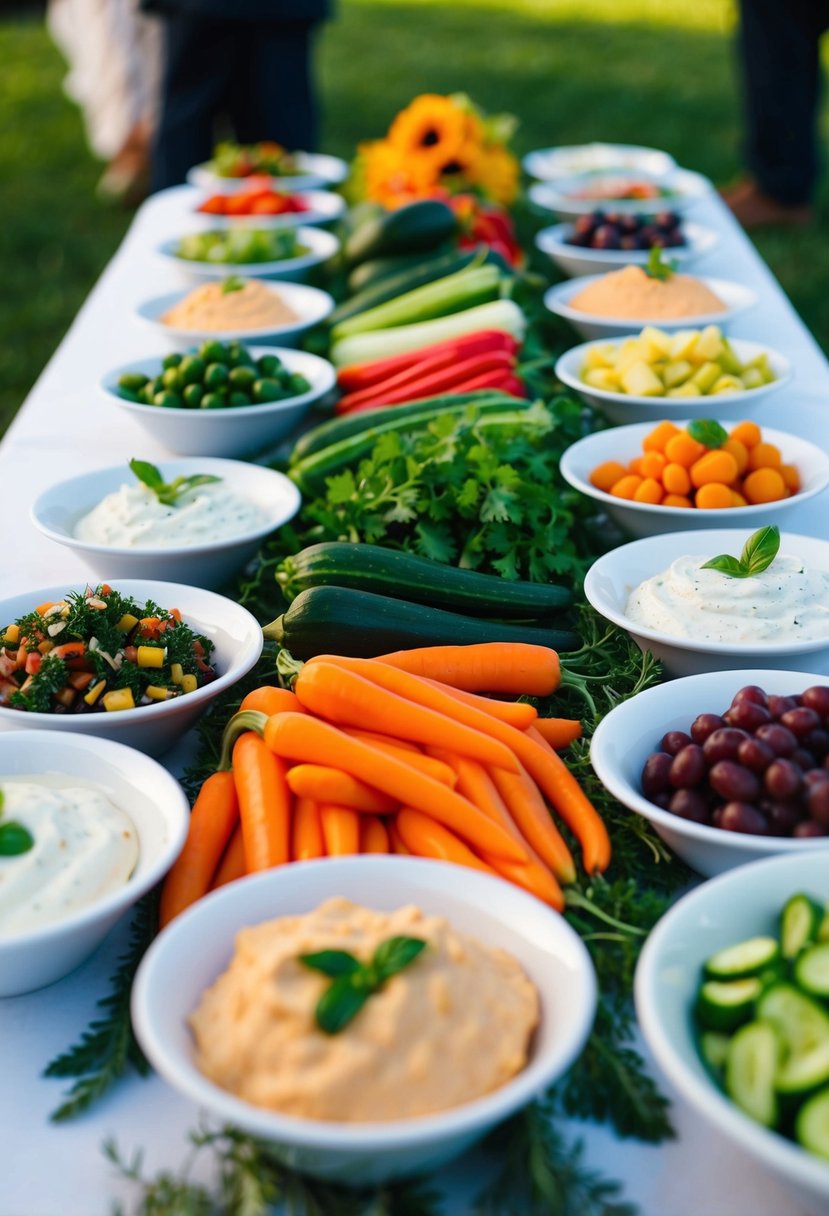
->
[[300, 936, 427, 1033], [644, 245, 677, 281], [701, 524, 780, 579], [686, 418, 728, 449], [129, 459, 221, 508]]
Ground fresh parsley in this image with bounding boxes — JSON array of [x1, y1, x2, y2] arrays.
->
[[129, 459, 221, 507], [300, 936, 427, 1034], [701, 524, 780, 579]]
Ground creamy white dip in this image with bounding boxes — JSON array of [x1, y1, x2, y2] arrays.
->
[[626, 554, 829, 644], [0, 777, 138, 936], [73, 481, 267, 548]]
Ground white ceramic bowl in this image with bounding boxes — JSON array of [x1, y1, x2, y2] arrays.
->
[[192, 188, 346, 229], [560, 421, 829, 538], [0, 578, 262, 755], [529, 167, 712, 221], [157, 226, 340, 283], [590, 667, 829, 876], [535, 220, 719, 279], [100, 347, 336, 458], [523, 142, 677, 182], [585, 530, 829, 677], [187, 152, 348, 194], [556, 338, 791, 424], [31, 457, 301, 588], [0, 730, 189, 996], [132, 856, 597, 1184], [635, 852, 829, 1216], [544, 275, 756, 341], [135, 280, 335, 349]]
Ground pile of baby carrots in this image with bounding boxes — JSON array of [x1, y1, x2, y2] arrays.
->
[[159, 643, 609, 927]]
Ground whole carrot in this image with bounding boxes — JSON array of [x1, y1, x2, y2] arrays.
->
[[360, 816, 390, 854], [344, 729, 458, 785], [423, 680, 537, 729], [373, 643, 561, 695], [239, 686, 304, 716], [489, 764, 577, 885], [232, 732, 292, 872], [319, 804, 361, 856], [286, 764, 397, 813], [159, 770, 239, 927], [292, 796, 325, 861], [210, 822, 247, 891], [533, 718, 582, 749], [396, 808, 497, 875]]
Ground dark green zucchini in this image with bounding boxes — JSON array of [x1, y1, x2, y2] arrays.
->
[[347, 245, 457, 294], [277, 542, 572, 617], [344, 199, 457, 266], [262, 586, 579, 659]]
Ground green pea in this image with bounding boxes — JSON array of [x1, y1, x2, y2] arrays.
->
[[179, 355, 206, 385], [257, 354, 282, 378], [204, 362, 230, 389], [118, 372, 150, 392], [200, 392, 226, 409], [229, 365, 256, 390], [228, 391, 252, 407], [200, 340, 230, 364], [162, 353, 183, 370], [155, 390, 184, 409], [183, 383, 204, 408], [252, 377, 283, 402]]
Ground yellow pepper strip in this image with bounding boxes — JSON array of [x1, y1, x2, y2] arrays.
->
[[102, 688, 136, 712], [145, 685, 171, 701], [180, 674, 198, 694], [137, 646, 166, 669], [170, 662, 184, 685], [116, 613, 140, 633], [3, 624, 19, 644], [84, 679, 107, 706]]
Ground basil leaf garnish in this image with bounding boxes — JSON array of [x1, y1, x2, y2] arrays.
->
[[701, 525, 781, 579], [129, 459, 221, 508], [299, 950, 364, 979], [0, 821, 34, 856], [300, 935, 427, 1034], [687, 419, 728, 449]]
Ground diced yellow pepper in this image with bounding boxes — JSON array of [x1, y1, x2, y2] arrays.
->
[[3, 624, 19, 645], [670, 330, 699, 361], [137, 645, 166, 668], [116, 613, 140, 633], [180, 674, 198, 694], [662, 359, 694, 389], [38, 640, 55, 655], [666, 382, 704, 398], [84, 678, 107, 706], [145, 685, 171, 701], [582, 344, 616, 371], [102, 688, 136, 712], [170, 662, 184, 685], [619, 361, 664, 397], [694, 325, 725, 363], [740, 367, 765, 390], [710, 374, 746, 395], [639, 326, 673, 360], [689, 361, 722, 393], [583, 368, 620, 391]]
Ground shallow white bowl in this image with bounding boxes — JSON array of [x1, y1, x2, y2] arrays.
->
[[635, 852, 829, 1216], [187, 152, 348, 194], [0, 730, 189, 996], [157, 226, 340, 283], [585, 530, 829, 677], [100, 347, 336, 458], [31, 457, 301, 588], [560, 421, 829, 538], [535, 220, 719, 279], [132, 856, 597, 1184], [135, 280, 334, 349], [544, 274, 756, 341], [529, 167, 712, 221], [0, 578, 262, 755], [192, 188, 346, 229], [523, 142, 677, 182], [556, 337, 791, 424], [590, 667, 829, 876]]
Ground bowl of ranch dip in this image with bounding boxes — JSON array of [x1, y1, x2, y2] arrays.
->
[[32, 456, 300, 589], [585, 528, 829, 678]]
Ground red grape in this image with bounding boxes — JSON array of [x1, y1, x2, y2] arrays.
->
[[661, 730, 693, 756], [690, 713, 726, 744], [669, 744, 707, 788], [641, 752, 673, 798], [764, 758, 802, 801], [755, 723, 798, 757], [703, 727, 748, 765], [801, 686, 829, 717], [715, 802, 771, 835]]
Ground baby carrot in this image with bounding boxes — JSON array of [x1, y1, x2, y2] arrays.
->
[[526, 726, 611, 873], [388, 821, 411, 854], [532, 717, 583, 749], [395, 808, 497, 875], [233, 732, 291, 872], [489, 763, 577, 885], [210, 822, 247, 891], [360, 816, 390, 854], [239, 686, 304, 716], [291, 797, 325, 861], [372, 642, 561, 696], [159, 770, 239, 927], [319, 804, 361, 856], [286, 764, 397, 813], [344, 729, 458, 785], [422, 680, 537, 729]]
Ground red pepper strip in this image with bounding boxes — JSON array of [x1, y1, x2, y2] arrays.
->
[[336, 330, 519, 392], [336, 350, 517, 415], [335, 344, 512, 413], [456, 370, 528, 397]]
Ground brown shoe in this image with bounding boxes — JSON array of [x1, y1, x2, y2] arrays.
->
[[721, 179, 814, 229]]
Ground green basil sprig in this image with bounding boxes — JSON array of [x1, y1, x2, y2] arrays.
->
[[129, 458, 221, 508], [300, 936, 427, 1034], [220, 275, 246, 295], [0, 789, 34, 856], [686, 418, 728, 449], [701, 524, 781, 579], [644, 245, 678, 281]]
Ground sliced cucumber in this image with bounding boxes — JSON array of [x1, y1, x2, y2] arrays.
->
[[705, 936, 780, 981], [795, 942, 829, 1000], [758, 983, 829, 1056], [725, 1020, 780, 1127], [777, 1041, 829, 1097], [818, 905, 829, 944], [795, 1086, 829, 1161], [699, 1030, 732, 1076], [781, 893, 824, 960], [696, 977, 762, 1032]]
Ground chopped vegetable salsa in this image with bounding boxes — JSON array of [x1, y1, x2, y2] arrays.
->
[[174, 228, 307, 266]]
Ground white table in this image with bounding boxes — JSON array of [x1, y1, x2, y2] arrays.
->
[[1, 184, 828, 1216]]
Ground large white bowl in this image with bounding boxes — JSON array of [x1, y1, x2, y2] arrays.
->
[[529, 167, 712, 221], [0, 579, 262, 755], [135, 280, 334, 349], [100, 347, 336, 458], [187, 152, 348, 194], [560, 421, 829, 538], [585, 530, 829, 677], [556, 337, 792, 424], [157, 226, 340, 283], [635, 852, 829, 1216], [523, 142, 677, 182], [543, 275, 755, 341], [132, 856, 597, 1184], [192, 188, 346, 229], [535, 220, 719, 279], [0, 730, 189, 996], [31, 457, 301, 588], [590, 667, 829, 877]]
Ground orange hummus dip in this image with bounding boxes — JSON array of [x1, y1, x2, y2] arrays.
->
[[161, 279, 298, 331], [189, 897, 539, 1122], [569, 265, 726, 320]]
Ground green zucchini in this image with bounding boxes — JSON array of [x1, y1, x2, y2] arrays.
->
[[796, 1086, 829, 1160], [704, 937, 781, 982], [696, 977, 762, 1033], [347, 245, 457, 294], [333, 248, 488, 326], [781, 892, 824, 959], [344, 199, 457, 266], [262, 586, 579, 660], [276, 542, 572, 617], [725, 1020, 780, 1127], [331, 265, 503, 342]]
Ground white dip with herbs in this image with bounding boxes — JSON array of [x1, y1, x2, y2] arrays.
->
[[625, 554, 829, 644], [73, 481, 266, 548], [0, 777, 138, 936]]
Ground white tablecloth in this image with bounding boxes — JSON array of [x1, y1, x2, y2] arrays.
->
[[1, 184, 828, 1216]]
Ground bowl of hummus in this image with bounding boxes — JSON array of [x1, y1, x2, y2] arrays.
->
[[132, 856, 596, 1184], [135, 278, 335, 348]]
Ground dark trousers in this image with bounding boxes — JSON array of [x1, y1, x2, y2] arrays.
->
[[737, 0, 829, 204], [151, 15, 319, 192]]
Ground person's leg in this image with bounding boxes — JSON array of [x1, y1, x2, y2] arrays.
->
[[228, 20, 319, 152]]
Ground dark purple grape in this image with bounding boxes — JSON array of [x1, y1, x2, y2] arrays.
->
[[662, 730, 693, 756], [801, 686, 829, 717], [691, 713, 726, 744], [732, 685, 769, 708], [641, 751, 673, 798], [664, 230, 686, 247], [792, 748, 818, 772], [715, 802, 771, 835], [591, 224, 621, 250], [762, 801, 804, 836], [568, 231, 590, 247], [755, 723, 798, 757], [803, 768, 829, 789], [648, 233, 669, 248], [709, 761, 760, 803], [724, 701, 772, 732], [703, 727, 749, 765], [668, 788, 710, 824], [669, 744, 707, 788], [574, 213, 599, 237], [794, 819, 829, 838], [780, 707, 822, 739], [620, 234, 640, 250], [806, 779, 829, 827], [654, 210, 680, 231], [619, 212, 640, 232], [737, 736, 775, 774], [763, 758, 802, 801], [805, 729, 829, 760], [653, 791, 672, 810], [604, 211, 622, 226], [767, 694, 798, 719]]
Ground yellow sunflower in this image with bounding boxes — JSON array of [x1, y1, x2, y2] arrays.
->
[[360, 138, 440, 207], [466, 144, 520, 206], [387, 94, 482, 171]]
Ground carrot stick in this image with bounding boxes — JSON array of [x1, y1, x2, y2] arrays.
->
[[210, 822, 247, 890], [360, 816, 390, 854], [344, 729, 458, 786], [294, 661, 520, 773], [489, 764, 577, 885], [286, 764, 397, 813], [239, 686, 304, 716], [523, 727, 610, 872], [292, 796, 325, 861], [338, 728, 419, 752], [423, 680, 537, 729], [396, 808, 498, 876], [232, 732, 292, 872], [159, 770, 239, 927], [533, 718, 582, 749], [373, 643, 561, 695], [388, 821, 411, 854], [319, 804, 361, 856], [263, 713, 526, 861]]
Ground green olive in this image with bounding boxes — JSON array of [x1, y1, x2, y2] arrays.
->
[[288, 373, 311, 395], [200, 392, 227, 409], [229, 365, 256, 390], [155, 390, 184, 409], [252, 377, 283, 402], [204, 362, 230, 389], [162, 353, 183, 370], [257, 354, 282, 378], [183, 383, 204, 408], [179, 355, 206, 385], [228, 390, 252, 407], [200, 340, 230, 364], [117, 387, 141, 403], [118, 372, 150, 392], [162, 367, 183, 391]]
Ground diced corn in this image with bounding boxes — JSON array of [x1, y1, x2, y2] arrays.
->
[[137, 646, 166, 668], [3, 624, 19, 645], [102, 688, 136, 712], [170, 662, 184, 685], [116, 613, 140, 633], [145, 685, 171, 701], [84, 679, 107, 706], [180, 674, 198, 694]]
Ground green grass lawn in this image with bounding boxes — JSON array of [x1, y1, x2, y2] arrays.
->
[[2, 0, 828, 435]]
